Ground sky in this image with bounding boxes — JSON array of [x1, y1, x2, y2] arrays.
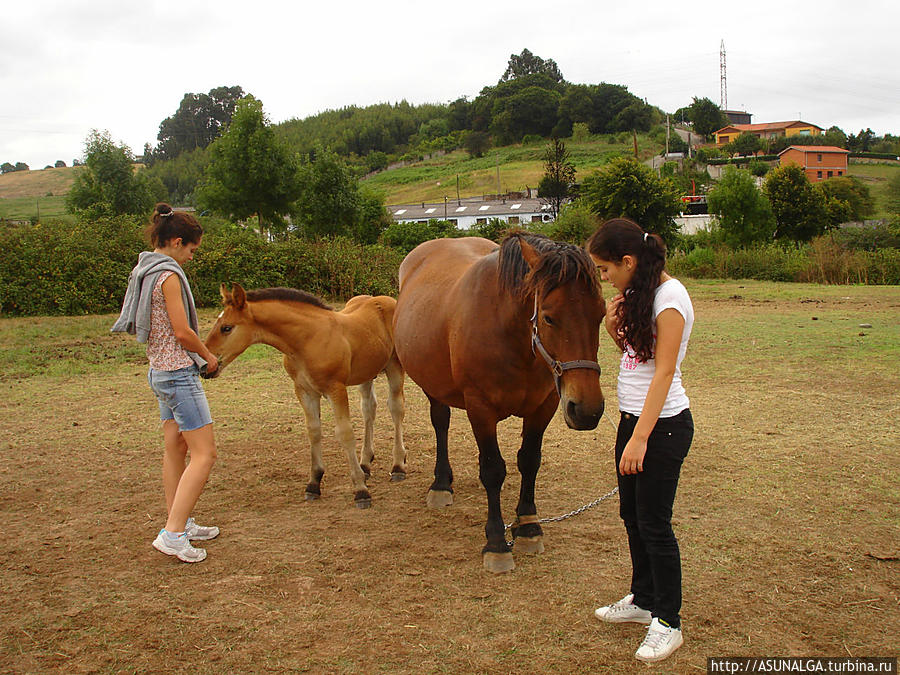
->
[[3, 0, 899, 170]]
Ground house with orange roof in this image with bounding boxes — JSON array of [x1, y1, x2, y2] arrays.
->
[[714, 121, 823, 147], [777, 145, 849, 182]]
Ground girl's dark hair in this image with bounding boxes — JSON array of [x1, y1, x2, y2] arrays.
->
[[586, 218, 667, 362], [147, 203, 203, 249]]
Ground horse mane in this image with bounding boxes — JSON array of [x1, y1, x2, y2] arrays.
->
[[497, 232, 599, 301], [245, 287, 333, 310]]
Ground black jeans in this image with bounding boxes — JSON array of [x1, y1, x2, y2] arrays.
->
[[615, 408, 693, 628]]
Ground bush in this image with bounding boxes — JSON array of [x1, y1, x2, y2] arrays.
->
[[380, 219, 462, 253], [0, 218, 405, 316], [541, 201, 600, 244]]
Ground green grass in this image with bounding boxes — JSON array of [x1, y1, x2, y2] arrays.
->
[[0, 194, 70, 220], [362, 134, 659, 205], [848, 161, 900, 218]]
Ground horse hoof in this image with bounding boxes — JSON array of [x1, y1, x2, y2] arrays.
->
[[426, 490, 453, 508], [390, 471, 407, 482], [304, 491, 320, 502], [513, 536, 544, 554], [483, 552, 515, 574], [354, 490, 372, 509]]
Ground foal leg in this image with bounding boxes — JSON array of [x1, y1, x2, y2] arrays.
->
[[425, 394, 453, 508], [296, 386, 326, 501], [384, 354, 407, 481], [357, 380, 376, 477], [326, 384, 371, 508]]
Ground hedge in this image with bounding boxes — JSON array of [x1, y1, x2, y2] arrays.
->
[[0, 218, 404, 316]]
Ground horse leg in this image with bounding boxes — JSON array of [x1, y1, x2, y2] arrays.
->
[[511, 397, 556, 554], [467, 405, 513, 573], [326, 384, 372, 508], [384, 353, 407, 481], [425, 394, 453, 508], [296, 387, 326, 501], [357, 380, 376, 478]]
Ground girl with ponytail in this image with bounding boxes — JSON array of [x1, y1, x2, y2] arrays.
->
[[586, 218, 695, 663]]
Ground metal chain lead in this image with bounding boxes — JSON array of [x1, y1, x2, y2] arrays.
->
[[504, 411, 620, 535]]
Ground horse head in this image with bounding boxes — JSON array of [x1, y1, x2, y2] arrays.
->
[[517, 236, 606, 430], [203, 282, 256, 378]]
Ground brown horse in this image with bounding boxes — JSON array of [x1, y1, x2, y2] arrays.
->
[[393, 233, 605, 572], [204, 283, 407, 508]]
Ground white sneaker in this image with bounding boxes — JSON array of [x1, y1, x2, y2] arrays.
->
[[635, 617, 683, 663], [152, 529, 207, 563], [185, 517, 219, 541], [594, 593, 652, 624]]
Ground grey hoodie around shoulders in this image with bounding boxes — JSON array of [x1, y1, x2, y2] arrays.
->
[[110, 251, 208, 374]]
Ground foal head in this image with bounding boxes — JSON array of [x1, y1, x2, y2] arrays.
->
[[501, 233, 606, 429], [203, 283, 257, 378]]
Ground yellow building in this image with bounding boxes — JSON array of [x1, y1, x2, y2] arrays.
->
[[715, 121, 823, 147]]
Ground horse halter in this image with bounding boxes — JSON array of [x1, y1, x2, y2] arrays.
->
[[530, 294, 602, 397]]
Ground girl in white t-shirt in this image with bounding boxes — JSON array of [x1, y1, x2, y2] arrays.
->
[[586, 218, 694, 664]]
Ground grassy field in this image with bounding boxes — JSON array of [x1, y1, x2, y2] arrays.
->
[[362, 134, 658, 205], [848, 161, 900, 219], [1, 279, 897, 673]]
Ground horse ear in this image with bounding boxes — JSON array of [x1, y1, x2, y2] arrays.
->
[[231, 283, 246, 310], [518, 237, 541, 270], [219, 283, 231, 305]]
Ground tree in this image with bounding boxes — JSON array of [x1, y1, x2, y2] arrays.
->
[[729, 132, 763, 157], [464, 130, 491, 158], [500, 48, 563, 83], [847, 128, 875, 152], [489, 86, 562, 144], [54, 160, 66, 168], [688, 97, 729, 137], [294, 146, 362, 239], [65, 130, 165, 217], [537, 139, 576, 219], [14, 162, 29, 172], [707, 167, 775, 247], [762, 164, 828, 241], [0, 162, 14, 174], [196, 96, 300, 236], [156, 85, 244, 160], [581, 156, 681, 245], [815, 176, 874, 222]]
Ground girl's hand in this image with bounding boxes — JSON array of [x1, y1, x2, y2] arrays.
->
[[604, 294, 624, 346], [619, 436, 647, 475], [205, 353, 219, 374]]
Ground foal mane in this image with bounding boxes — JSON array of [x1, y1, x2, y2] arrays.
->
[[497, 232, 599, 301], [245, 287, 333, 311]]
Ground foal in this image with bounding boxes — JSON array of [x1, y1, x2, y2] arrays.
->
[[205, 283, 406, 508]]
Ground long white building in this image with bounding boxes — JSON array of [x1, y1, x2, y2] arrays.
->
[[388, 196, 555, 230]]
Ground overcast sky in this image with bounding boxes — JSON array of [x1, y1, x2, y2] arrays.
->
[[3, 0, 898, 169]]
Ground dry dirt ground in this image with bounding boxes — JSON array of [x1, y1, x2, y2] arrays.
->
[[1, 282, 898, 674]]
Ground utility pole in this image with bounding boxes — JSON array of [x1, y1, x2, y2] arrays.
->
[[666, 114, 670, 157]]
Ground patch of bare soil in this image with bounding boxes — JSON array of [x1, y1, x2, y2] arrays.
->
[[0, 294, 897, 673]]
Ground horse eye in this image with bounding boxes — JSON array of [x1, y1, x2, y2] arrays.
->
[[221, 325, 233, 334], [543, 315, 554, 327]]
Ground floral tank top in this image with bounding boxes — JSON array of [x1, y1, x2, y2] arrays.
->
[[147, 271, 193, 371]]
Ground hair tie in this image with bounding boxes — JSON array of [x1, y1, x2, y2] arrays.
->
[[643, 232, 648, 243], [160, 211, 174, 218]]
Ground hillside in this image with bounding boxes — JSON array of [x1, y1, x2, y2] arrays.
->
[[3, 144, 898, 219], [363, 134, 661, 205]]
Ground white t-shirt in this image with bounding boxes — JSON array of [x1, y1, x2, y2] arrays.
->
[[617, 278, 693, 418]]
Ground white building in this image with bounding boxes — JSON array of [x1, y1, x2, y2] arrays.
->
[[388, 196, 555, 230]]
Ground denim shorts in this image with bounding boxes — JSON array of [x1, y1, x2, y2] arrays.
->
[[148, 366, 213, 432]]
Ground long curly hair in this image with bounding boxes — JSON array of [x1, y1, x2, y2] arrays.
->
[[586, 218, 666, 362]]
